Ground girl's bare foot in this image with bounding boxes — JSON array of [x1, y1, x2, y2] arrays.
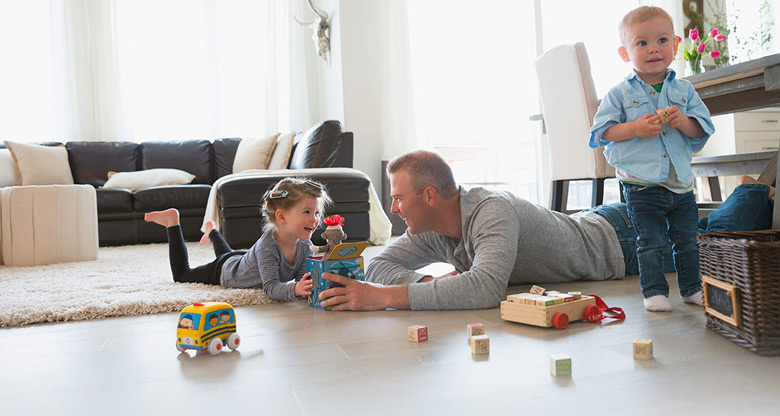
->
[[200, 220, 216, 245], [144, 209, 180, 228]]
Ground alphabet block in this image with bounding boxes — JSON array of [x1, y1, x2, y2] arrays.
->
[[467, 322, 485, 337], [633, 339, 653, 360], [530, 285, 546, 295], [408, 325, 428, 342], [550, 353, 572, 376], [470, 335, 490, 355]]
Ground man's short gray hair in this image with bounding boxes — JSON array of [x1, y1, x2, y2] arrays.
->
[[386, 150, 458, 199]]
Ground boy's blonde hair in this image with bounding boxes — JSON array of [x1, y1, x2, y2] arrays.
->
[[261, 178, 331, 232], [619, 6, 674, 46]]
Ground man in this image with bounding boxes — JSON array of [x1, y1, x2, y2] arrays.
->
[[318, 150, 626, 310]]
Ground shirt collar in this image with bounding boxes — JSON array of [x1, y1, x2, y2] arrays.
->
[[626, 68, 677, 84]]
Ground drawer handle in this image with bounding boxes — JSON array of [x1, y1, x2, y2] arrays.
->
[[761, 119, 779, 123]]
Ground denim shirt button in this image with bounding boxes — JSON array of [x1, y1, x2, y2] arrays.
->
[[633, 100, 639, 105], [663, 152, 668, 157], [662, 131, 667, 136], [681, 97, 687, 103], [650, 91, 656, 95]]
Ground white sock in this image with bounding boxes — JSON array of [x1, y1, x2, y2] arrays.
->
[[643, 295, 672, 312], [683, 291, 705, 306]]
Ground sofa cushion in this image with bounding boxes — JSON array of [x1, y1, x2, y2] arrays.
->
[[66, 141, 139, 187], [140, 140, 213, 185], [133, 185, 212, 212], [268, 132, 295, 170], [0, 149, 17, 187], [96, 188, 134, 214], [213, 138, 241, 180], [289, 120, 353, 169]]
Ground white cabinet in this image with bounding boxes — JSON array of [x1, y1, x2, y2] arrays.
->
[[735, 110, 780, 153]]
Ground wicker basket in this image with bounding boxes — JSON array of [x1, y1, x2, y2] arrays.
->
[[698, 230, 780, 355]]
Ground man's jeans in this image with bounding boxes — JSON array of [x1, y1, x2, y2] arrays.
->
[[587, 184, 773, 295]]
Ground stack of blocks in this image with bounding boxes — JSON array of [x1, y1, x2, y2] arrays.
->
[[408, 325, 428, 342], [633, 339, 653, 360], [467, 322, 489, 355], [550, 354, 572, 377]]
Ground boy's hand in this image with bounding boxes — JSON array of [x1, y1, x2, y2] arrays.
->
[[295, 272, 313, 297], [631, 114, 663, 138], [663, 106, 687, 128]]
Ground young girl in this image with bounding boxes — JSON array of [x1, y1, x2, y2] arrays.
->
[[144, 178, 331, 302]]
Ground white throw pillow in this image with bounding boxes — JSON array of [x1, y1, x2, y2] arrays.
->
[[102, 168, 195, 190], [267, 132, 295, 170], [233, 133, 279, 173], [3, 141, 74, 186], [0, 149, 18, 187], [232, 134, 280, 173]]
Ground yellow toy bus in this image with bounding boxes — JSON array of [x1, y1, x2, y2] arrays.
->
[[176, 302, 240, 355]]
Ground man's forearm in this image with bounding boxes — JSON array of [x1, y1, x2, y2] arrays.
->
[[377, 284, 411, 310]]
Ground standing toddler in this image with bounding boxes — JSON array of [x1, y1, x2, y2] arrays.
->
[[589, 6, 715, 311]]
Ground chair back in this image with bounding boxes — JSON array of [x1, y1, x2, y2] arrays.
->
[[534, 42, 614, 181]]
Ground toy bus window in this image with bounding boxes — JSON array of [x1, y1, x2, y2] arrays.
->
[[204, 313, 220, 330], [216, 309, 234, 325], [178, 313, 200, 330]]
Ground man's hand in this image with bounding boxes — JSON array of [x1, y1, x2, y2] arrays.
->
[[294, 272, 313, 297], [631, 114, 663, 138], [318, 272, 410, 311]]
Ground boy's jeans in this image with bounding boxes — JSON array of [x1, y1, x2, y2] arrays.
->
[[622, 184, 701, 298]]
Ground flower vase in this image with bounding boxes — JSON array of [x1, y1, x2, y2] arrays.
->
[[687, 57, 703, 76]]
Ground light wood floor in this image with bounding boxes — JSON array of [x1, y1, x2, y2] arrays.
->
[[2, 243, 779, 415]]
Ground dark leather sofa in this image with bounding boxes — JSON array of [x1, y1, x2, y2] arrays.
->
[[9, 120, 370, 247]]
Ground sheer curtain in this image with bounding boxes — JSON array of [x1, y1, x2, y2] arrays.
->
[[0, 0, 312, 143]]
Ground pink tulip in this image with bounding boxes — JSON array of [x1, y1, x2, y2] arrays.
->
[[689, 29, 699, 41], [709, 28, 719, 37], [710, 50, 721, 58], [715, 34, 726, 41], [697, 43, 707, 53], [675, 35, 682, 42]]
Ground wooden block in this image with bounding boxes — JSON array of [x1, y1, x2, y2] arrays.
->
[[408, 325, 428, 342], [633, 339, 653, 360], [530, 285, 546, 295], [467, 322, 485, 337], [470, 335, 490, 355], [534, 296, 556, 307], [507, 293, 534, 303], [550, 353, 572, 376], [568, 291, 582, 300]]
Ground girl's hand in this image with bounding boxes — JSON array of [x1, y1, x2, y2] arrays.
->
[[664, 105, 687, 128], [631, 114, 663, 138], [295, 272, 313, 297]]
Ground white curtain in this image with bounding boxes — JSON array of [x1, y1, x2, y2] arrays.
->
[[0, 0, 313, 143]]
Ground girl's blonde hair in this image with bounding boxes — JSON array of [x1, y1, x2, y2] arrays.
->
[[261, 178, 331, 232]]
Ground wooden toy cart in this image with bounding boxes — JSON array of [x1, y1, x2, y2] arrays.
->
[[500, 294, 597, 329]]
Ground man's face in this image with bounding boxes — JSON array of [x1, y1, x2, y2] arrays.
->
[[619, 17, 677, 81], [390, 170, 433, 234]]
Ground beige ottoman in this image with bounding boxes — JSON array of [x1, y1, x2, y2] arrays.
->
[[0, 185, 98, 266]]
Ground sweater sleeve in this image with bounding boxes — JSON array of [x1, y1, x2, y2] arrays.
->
[[365, 232, 452, 286], [407, 199, 521, 310], [258, 247, 297, 301]]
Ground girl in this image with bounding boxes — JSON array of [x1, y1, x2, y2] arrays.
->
[[144, 178, 331, 302]]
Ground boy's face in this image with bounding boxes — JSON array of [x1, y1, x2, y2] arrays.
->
[[619, 17, 678, 82]]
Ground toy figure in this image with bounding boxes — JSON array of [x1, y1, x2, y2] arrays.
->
[[310, 214, 347, 259]]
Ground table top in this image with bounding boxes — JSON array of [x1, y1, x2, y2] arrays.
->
[[683, 53, 780, 116]]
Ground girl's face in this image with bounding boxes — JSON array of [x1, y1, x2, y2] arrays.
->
[[277, 196, 321, 241]]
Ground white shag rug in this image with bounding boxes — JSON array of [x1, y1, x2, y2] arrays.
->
[[0, 242, 274, 327]]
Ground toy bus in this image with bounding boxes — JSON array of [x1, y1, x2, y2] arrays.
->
[[500, 291, 598, 329], [176, 302, 240, 355]]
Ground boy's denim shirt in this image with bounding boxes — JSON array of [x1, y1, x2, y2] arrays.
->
[[589, 68, 715, 184]]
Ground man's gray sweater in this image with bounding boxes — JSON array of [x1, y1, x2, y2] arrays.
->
[[365, 187, 624, 310]]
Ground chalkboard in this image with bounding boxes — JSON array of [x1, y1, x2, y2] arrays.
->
[[702, 275, 741, 327]]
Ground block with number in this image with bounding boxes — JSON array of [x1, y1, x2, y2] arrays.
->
[[633, 339, 653, 360], [467, 322, 485, 337], [408, 325, 428, 342], [530, 285, 546, 295], [470, 335, 490, 355], [550, 354, 572, 376]]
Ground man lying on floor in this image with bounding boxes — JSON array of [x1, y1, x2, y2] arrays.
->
[[317, 150, 773, 311]]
